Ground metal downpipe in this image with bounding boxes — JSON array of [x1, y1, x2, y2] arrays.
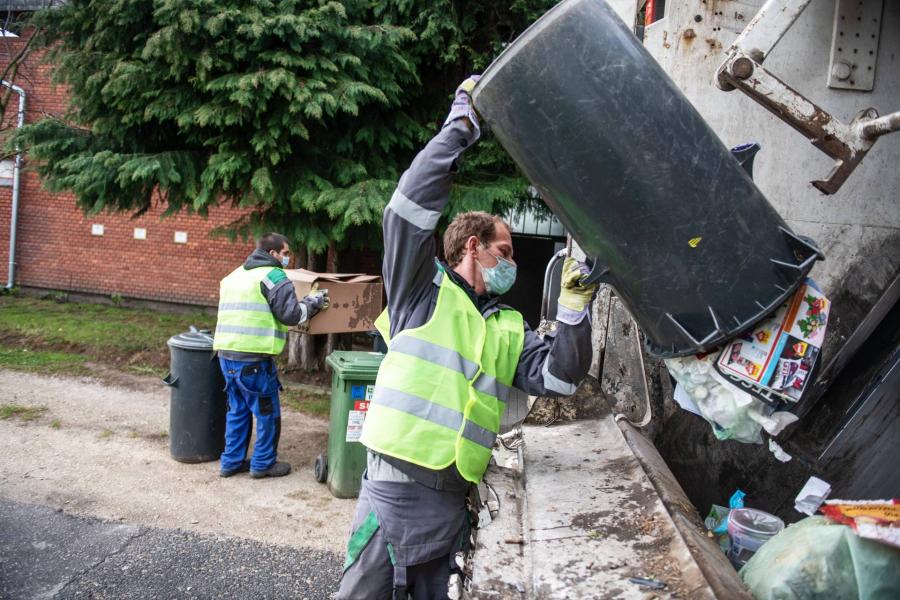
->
[[2, 80, 25, 290]]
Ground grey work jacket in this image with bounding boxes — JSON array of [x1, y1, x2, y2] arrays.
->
[[372, 111, 593, 489]]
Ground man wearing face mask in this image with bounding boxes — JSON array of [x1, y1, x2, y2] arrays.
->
[[213, 232, 329, 479], [337, 78, 597, 599]]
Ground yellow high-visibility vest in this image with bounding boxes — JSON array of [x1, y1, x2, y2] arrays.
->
[[213, 266, 288, 355], [361, 269, 524, 483]]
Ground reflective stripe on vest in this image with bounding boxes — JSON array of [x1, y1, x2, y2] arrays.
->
[[388, 336, 512, 403], [215, 324, 288, 340], [361, 268, 524, 483], [212, 266, 289, 355], [218, 302, 272, 313], [372, 386, 496, 451]]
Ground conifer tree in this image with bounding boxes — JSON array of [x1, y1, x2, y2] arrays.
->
[[14, 0, 556, 251]]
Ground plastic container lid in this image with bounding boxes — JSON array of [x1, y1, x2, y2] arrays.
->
[[728, 508, 785, 537], [167, 330, 215, 351], [326, 351, 385, 379]]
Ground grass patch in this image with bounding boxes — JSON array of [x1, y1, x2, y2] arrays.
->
[[0, 296, 214, 371], [50, 419, 61, 429], [1, 403, 48, 422], [0, 347, 90, 376], [281, 387, 331, 419], [0, 296, 335, 419], [99, 428, 114, 439]]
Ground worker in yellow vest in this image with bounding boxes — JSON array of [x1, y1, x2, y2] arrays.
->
[[213, 233, 328, 479], [337, 78, 597, 599]]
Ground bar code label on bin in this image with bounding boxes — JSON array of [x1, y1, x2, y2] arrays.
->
[[346, 399, 370, 442]]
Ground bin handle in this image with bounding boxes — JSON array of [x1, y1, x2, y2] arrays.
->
[[162, 373, 179, 388]]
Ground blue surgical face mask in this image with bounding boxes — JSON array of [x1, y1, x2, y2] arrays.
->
[[478, 245, 517, 296], [281, 255, 290, 267]]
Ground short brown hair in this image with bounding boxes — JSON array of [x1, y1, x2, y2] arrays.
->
[[443, 211, 509, 266]]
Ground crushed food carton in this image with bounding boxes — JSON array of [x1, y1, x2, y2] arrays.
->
[[714, 280, 829, 404], [820, 499, 900, 548], [285, 269, 383, 335]]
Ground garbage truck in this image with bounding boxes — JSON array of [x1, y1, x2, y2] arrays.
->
[[460, 1, 899, 597]]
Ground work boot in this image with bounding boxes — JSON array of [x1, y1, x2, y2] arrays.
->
[[250, 461, 292, 479], [219, 460, 251, 478]]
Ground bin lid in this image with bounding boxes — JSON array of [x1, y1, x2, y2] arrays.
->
[[728, 508, 785, 537], [167, 330, 215, 351], [326, 351, 385, 379]]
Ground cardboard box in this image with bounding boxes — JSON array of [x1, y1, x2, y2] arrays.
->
[[285, 269, 383, 335]]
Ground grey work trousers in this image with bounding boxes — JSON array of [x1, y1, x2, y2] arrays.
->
[[336, 473, 465, 600], [336, 525, 453, 600]]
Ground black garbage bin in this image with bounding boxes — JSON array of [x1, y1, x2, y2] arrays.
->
[[472, 0, 822, 358], [163, 329, 227, 463]]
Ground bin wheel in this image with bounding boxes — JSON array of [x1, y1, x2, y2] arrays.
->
[[314, 453, 327, 483]]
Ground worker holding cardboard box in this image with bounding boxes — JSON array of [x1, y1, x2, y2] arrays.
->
[[284, 270, 383, 335], [336, 78, 597, 599], [213, 233, 329, 479]]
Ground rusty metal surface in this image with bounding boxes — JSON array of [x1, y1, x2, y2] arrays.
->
[[714, 0, 896, 194], [617, 420, 754, 600], [724, 0, 813, 63], [465, 456, 528, 599], [467, 402, 750, 598], [717, 53, 880, 194]]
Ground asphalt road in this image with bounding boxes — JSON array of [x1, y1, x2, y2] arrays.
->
[[0, 499, 342, 599]]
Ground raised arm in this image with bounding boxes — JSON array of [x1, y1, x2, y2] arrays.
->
[[382, 78, 481, 337]]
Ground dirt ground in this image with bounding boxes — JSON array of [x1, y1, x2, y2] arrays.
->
[[0, 369, 357, 555]]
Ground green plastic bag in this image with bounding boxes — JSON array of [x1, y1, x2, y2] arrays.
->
[[741, 516, 900, 599]]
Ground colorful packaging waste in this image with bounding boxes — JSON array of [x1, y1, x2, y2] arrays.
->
[[715, 279, 829, 404], [820, 499, 900, 548]]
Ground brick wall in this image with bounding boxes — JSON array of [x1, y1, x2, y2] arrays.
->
[[0, 34, 365, 307]]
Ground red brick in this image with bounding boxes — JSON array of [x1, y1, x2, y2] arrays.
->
[[0, 35, 260, 306]]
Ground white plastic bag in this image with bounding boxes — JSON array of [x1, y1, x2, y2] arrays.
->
[[666, 354, 798, 444]]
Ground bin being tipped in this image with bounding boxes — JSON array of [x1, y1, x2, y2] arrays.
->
[[472, 0, 822, 358]]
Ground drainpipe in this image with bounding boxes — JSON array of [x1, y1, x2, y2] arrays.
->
[[2, 80, 25, 290]]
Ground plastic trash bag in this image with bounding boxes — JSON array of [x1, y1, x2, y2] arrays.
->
[[741, 516, 900, 599], [666, 354, 798, 444]]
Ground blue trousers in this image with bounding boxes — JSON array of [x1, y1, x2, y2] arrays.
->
[[219, 357, 282, 472]]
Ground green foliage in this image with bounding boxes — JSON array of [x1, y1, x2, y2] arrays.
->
[[13, 0, 557, 252]]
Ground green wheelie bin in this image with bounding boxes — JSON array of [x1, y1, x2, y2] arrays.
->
[[316, 351, 384, 498]]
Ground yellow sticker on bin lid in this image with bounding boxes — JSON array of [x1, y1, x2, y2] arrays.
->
[[688, 237, 702, 248]]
